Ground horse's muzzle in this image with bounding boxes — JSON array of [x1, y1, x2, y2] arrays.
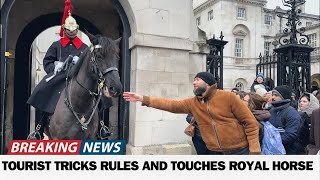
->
[[108, 86, 123, 97]]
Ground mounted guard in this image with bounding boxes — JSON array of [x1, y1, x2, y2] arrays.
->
[[26, 0, 109, 139]]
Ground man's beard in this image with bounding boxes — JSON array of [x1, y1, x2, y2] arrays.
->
[[193, 86, 206, 96]]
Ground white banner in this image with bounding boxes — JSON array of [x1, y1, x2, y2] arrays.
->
[[0, 155, 319, 180]]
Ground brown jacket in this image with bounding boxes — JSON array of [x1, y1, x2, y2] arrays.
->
[[142, 86, 260, 153], [307, 108, 320, 155]]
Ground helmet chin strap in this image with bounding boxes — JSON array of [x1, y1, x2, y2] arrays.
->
[[64, 30, 77, 39]]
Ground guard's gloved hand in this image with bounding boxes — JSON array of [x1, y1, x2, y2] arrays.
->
[[54, 61, 64, 74], [72, 56, 79, 64]]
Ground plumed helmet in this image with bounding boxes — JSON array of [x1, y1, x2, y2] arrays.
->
[[63, 12, 79, 31]]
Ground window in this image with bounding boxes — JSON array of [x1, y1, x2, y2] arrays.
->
[[237, 8, 246, 19], [308, 33, 317, 47], [264, 15, 272, 25], [235, 82, 244, 91], [264, 42, 271, 55], [306, 22, 312, 27], [196, 16, 201, 26], [235, 38, 243, 57], [208, 10, 213, 21]]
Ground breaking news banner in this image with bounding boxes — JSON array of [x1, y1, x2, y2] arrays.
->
[[0, 140, 319, 180], [7, 140, 126, 155]]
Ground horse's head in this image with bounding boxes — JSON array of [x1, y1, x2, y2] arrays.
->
[[86, 31, 123, 97]]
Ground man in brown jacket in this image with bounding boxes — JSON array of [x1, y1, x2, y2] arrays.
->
[[123, 72, 261, 155]]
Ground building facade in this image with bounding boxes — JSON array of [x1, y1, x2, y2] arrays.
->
[[193, 0, 320, 91]]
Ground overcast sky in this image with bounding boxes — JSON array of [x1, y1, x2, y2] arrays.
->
[[267, 0, 319, 15], [193, 0, 320, 15]]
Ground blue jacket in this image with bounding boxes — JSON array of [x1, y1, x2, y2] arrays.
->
[[269, 100, 303, 154]]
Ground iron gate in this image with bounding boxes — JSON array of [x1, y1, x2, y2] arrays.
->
[[256, 53, 278, 91]]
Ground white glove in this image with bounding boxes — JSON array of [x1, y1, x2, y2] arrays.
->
[[54, 61, 64, 74], [72, 56, 79, 64]]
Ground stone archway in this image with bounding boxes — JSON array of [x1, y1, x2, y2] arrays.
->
[[12, 13, 101, 140]]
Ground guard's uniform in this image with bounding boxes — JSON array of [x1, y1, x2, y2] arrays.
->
[[27, 37, 87, 113]]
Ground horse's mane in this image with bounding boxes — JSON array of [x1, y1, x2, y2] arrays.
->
[[69, 35, 120, 78], [97, 35, 120, 58]]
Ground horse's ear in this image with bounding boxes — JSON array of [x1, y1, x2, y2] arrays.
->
[[84, 29, 97, 44], [114, 37, 122, 47]]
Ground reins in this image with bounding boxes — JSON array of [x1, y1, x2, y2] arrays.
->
[[63, 44, 118, 130]]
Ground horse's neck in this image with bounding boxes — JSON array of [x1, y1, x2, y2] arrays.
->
[[69, 59, 97, 111]]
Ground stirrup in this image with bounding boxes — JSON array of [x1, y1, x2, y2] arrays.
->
[[27, 124, 43, 140], [27, 131, 42, 140], [98, 121, 112, 140]]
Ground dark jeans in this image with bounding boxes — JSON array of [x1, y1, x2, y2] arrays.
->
[[192, 127, 210, 155], [192, 126, 249, 155], [187, 113, 249, 155], [207, 146, 250, 155]]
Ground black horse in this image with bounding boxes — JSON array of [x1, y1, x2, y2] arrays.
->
[[46, 32, 122, 140]]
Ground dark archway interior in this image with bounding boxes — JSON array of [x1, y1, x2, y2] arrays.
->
[[13, 13, 101, 140]]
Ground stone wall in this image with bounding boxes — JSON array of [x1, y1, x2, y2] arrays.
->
[[123, 0, 206, 154]]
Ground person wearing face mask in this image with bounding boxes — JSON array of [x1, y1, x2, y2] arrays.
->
[[123, 72, 260, 155]]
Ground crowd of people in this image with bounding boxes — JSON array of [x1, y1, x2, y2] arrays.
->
[[211, 73, 319, 155], [123, 72, 320, 155]]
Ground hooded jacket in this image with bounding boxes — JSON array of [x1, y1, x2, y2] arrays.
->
[[142, 85, 261, 154]]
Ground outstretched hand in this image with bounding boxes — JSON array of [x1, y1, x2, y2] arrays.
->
[[123, 92, 143, 102]]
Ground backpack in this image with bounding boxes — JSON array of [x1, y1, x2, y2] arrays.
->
[[280, 106, 310, 147], [260, 121, 286, 155]]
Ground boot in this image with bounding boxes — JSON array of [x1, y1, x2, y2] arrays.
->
[[27, 111, 48, 140]]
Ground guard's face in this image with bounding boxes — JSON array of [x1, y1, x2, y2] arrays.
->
[[64, 28, 78, 39]]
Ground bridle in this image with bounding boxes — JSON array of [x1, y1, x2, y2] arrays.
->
[[90, 44, 118, 82], [64, 44, 118, 130]]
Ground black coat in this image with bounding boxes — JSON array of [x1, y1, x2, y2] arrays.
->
[[27, 40, 88, 113]]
